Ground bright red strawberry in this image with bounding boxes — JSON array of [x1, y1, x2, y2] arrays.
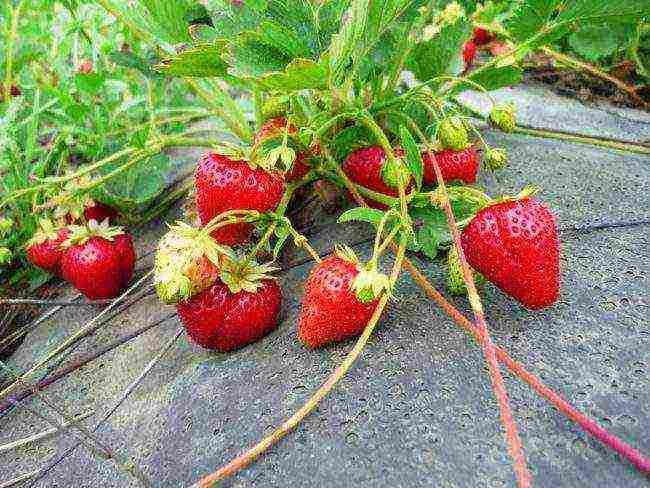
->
[[83, 202, 118, 224], [463, 41, 477, 67], [421, 147, 479, 186], [26, 220, 70, 276], [195, 153, 285, 245], [176, 278, 281, 351], [472, 27, 494, 46], [255, 117, 312, 182], [460, 196, 560, 309], [61, 221, 135, 299], [298, 255, 379, 348], [341, 146, 411, 209]]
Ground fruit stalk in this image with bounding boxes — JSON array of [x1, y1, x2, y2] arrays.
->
[[3, 0, 24, 101], [191, 235, 409, 488]]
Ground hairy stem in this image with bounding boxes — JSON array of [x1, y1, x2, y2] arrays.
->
[[543, 47, 648, 109], [427, 152, 531, 487]]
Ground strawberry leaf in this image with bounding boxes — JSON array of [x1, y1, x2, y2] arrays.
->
[[568, 24, 620, 61], [406, 18, 472, 84], [409, 198, 479, 258], [455, 65, 523, 94], [252, 59, 329, 91], [506, 0, 563, 42], [154, 42, 229, 77], [399, 125, 423, 190], [136, 0, 193, 43], [228, 33, 294, 77]]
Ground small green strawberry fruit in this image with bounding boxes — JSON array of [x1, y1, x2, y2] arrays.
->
[[483, 147, 508, 171], [489, 104, 516, 133], [447, 245, 485, 296], [437, 116, 469, 151]]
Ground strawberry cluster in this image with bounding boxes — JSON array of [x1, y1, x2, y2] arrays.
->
[[152, 95, 560, 354], [26, 203, 135, 300]]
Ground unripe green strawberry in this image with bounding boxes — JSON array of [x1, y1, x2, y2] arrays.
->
[[437, 116, 469, 151], [483, 147, 508, 171], [446, 245, 485, 296], [154, 222, 229, 304], [489, 104, 516, 133], [0, 247, 12, 265]]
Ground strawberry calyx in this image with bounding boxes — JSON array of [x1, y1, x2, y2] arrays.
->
[[335, 245, 390, 303], [492, 185, 539, 206], [154, 221, 234, 304], [430, 185, 493, 210], [62, 219, 124, 248], [53, 175, 95, 222], [218, 256, 278, 294], [27, 218, 66, 246]]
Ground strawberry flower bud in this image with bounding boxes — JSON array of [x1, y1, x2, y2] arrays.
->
[[489, 103, 516, 133], [437, 116, 469, 151], [484, 147, 508, 171]]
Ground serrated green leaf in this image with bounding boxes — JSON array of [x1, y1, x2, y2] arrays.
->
[[558, 0, 650, 24], [252, 59, 329, 91], [453, 65, 523, 94], [406, 18, 472, 83], [154, 42, 230, 77], [338, 207, 386, 225], [331, 124, 376, 161], [506, 0, 562, 42], [136, 0, 192, 43], [109, 51, 163, 79], [409, 199, 479, 258], [399, 126, 423, 189], [569, 25, 619, 61], [74, 73, 106, 94], [208, 0, 268, 37], [228, 32, 293, 77]]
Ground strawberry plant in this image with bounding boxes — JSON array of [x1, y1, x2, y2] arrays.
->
[[1, 0, 649, 486]]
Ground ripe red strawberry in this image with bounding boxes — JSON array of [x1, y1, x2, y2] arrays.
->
[[83, 202, 118, 223], [421, 147, 479, 186], [255, 117, 312, 181], [341, 146, 411, 209], [298, 255, 379, 348], [460, 196, 560, 309], [61, 221, 135, 299], [10, 85, 21, 97], [472, 27, 495, 46], [195, 153, 285, 245], [26, 221, 70, 276], [176, 278, 281, 351], [463, 41, 477, 67], [78, 59, 93, 74]]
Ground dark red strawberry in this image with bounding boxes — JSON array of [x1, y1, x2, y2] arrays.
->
[[255, 117, 312, 181], [421, 147, 479, 186], [26, 221, 70, 276], [298, 255, 379, 348], [195, 153, 285, 245], [341, 146, 411, 209], [176, 278, 281, 351], [460, 196, 560, 309], [10, 85, 21, 97], [61, 221, 135, 299], [463, 41, 477, 67], [472, 27, 495, 46], [83, 202, 118, 223]]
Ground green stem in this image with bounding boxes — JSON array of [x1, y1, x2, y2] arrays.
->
[[453, 99, 650, 156], [320, 169, 398, 207], [3, 0, 24, 101]]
